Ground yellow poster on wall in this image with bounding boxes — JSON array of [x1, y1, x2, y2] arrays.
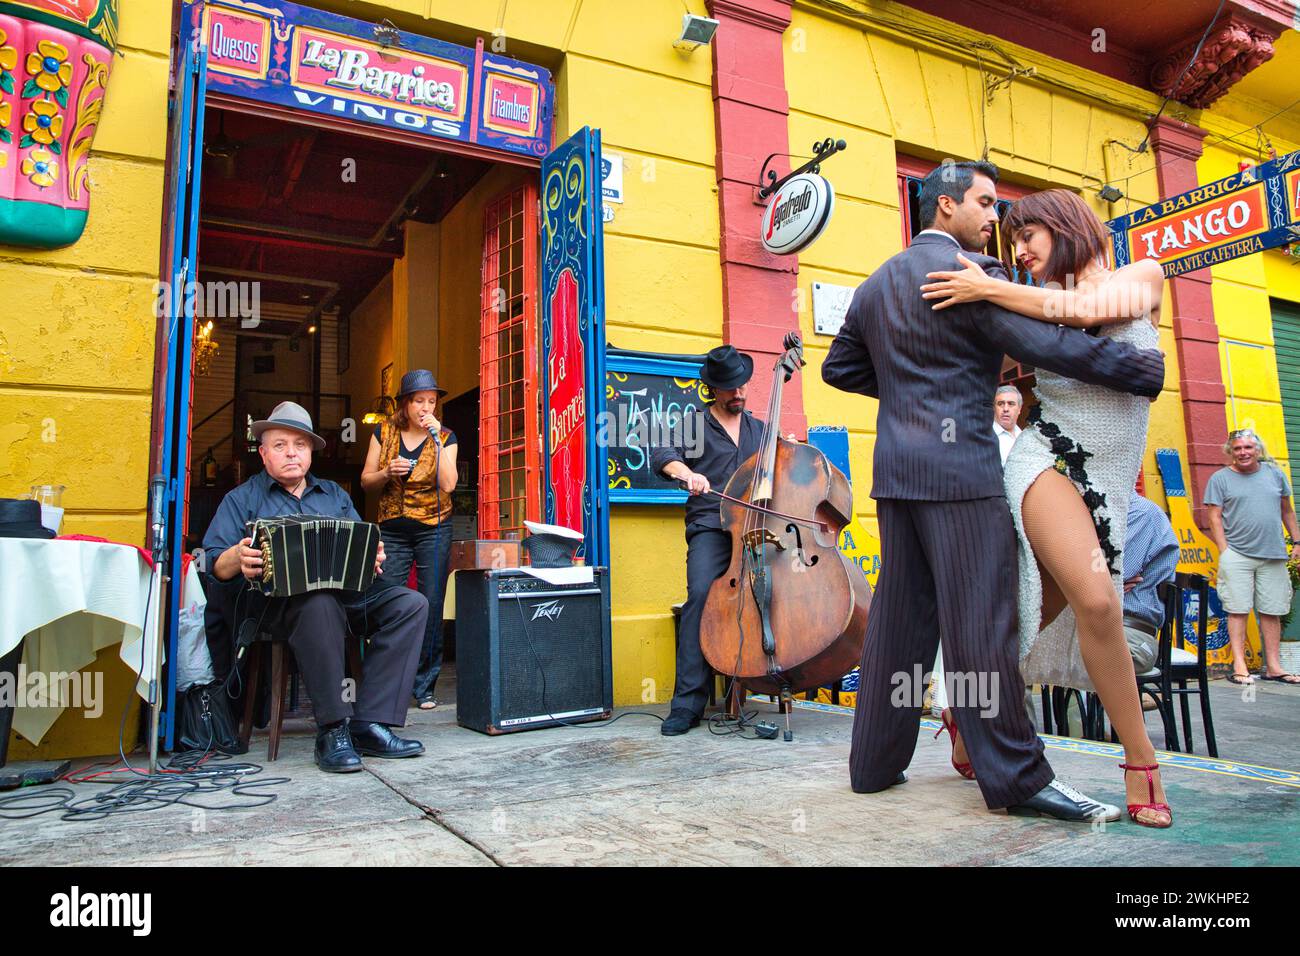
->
[[1154, 448, 1262, 669]]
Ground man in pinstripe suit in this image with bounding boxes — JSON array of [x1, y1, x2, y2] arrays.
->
[[822, 161, 1164, 820]]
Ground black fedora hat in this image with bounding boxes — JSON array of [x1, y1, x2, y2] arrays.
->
[[397, 369, 447, 399], [700, 345, 754, 391], [0, 498, 56, 539]]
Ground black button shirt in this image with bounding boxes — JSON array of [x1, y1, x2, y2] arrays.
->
[[650, 408, 765, 533], [202, 469, 361, 571]]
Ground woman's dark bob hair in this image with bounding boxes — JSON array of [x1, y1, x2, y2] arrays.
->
[[1000, 189, 1111, 287]]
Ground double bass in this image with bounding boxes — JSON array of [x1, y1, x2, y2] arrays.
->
[[698, 332, 871, 706]]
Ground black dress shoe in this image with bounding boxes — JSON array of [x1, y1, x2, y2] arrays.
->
[[660, 708, 701, 736], [315, 723, 363, 773], [349, 721, 425, 758], [891, 771, 907, 787], [1007, 779, 1121, 823]]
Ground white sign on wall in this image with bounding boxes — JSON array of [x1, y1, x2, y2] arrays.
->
[[760, 173, 835, 255], [601, 152, 624, 204], [812, 281, 856, 336]]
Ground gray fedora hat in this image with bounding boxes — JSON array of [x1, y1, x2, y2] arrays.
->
[[251, 401, 326, 450], [397, 368, 447, 399]]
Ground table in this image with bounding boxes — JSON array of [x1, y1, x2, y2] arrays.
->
[[0, 538, 156, 749]]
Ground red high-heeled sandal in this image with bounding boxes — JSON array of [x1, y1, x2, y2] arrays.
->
[[1119, 763, 1173, 828], [934, 709, 975, 780]]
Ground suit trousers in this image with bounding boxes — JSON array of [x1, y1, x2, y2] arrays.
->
[[672, 528, 731, 716], [279, 586, 428, 728], [849, 497, 1054, 809]]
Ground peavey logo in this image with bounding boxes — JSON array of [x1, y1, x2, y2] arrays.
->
[[530, 600, 564, 622], [299, 39, 457, 111], [766, 184, 814, 239], [50, 886, 151, 936]]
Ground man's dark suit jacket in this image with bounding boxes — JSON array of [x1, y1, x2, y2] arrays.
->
[[821, 232, 1165, 501]]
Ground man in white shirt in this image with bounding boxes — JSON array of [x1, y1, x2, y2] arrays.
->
[[993, 384, 1023, 465]]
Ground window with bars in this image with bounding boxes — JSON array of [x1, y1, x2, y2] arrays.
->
[[478, 183, 541, 539]]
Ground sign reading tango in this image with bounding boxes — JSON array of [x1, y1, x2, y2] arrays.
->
[[1109, 150, 1300, 277], [191, 0, 553, 158]]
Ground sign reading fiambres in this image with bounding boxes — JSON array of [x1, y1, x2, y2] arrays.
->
[[1109, 150, 1300, 277]]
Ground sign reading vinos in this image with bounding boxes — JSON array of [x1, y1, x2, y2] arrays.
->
[[190, 0, 553, 158], [1109, 150, 1300, 277]]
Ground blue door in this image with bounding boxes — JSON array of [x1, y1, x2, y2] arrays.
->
[[540, 127, 608, 567], [156, 15, 209, 749]]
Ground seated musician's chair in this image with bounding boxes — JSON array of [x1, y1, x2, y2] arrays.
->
[[1136, 573, 1217, 757], [237, 625, 365, 761]]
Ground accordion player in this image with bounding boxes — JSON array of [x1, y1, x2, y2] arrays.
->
[[248, 515, 381, 597]]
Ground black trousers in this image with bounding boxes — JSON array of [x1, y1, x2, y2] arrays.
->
[[672, 528, 731, 716], [849, 497, 1054, 809], [279, 586, 427, 728]]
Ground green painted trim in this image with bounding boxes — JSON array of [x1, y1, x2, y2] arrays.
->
[[0, 197, 87, 248], [0, 1, 114, 50]]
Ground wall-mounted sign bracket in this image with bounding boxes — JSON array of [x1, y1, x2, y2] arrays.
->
[[758, 138, 848, 200]]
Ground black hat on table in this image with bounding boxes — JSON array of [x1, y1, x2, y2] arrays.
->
[[0, 498, 56, 539], [699, 345, 754, 391]]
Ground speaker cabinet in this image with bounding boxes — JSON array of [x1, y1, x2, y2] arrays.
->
[[454, 568, 612, 734]]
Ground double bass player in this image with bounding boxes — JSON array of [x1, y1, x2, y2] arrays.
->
[[651, 345, 764, 736]]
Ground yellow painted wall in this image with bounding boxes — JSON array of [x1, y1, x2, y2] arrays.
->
[[2, 0, 170, 757]]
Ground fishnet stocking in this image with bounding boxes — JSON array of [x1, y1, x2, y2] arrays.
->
[[1022, 467, 1169, 825]]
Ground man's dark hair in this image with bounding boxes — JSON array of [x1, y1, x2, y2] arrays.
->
[[917, 160, 999, 229]]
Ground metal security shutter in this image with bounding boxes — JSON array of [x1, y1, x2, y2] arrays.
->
[[1272, 300, 1300, 488]]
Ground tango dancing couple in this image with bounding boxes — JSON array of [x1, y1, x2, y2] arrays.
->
[[824, 160, 1173, 828]]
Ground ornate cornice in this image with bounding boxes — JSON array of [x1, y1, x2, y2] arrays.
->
[[1150, 14, 1278, 109]]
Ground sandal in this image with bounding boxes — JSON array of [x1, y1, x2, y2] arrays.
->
[[1259, 672, 1300, 684], [418, 697, 439, 710], [1226, 673, 1254, 685], [1119, 762, 1173, 829]]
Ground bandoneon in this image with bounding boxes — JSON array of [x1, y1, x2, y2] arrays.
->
[[248, 516, 380, 597]]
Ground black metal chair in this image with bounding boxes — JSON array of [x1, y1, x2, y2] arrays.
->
[[1137, 572, 1217, 756]]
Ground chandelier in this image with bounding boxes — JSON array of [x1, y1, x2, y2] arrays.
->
[[195, 320, 220, 376]]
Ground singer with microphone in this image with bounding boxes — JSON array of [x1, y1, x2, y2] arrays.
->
[[649, 345, 765, 736], [362, 369, 458, 711]]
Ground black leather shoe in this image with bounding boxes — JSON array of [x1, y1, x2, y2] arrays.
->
[[660, 708, 701, 736], [314, 723, 363, 773], [1007, 779, 1121, 823], [891, 772, 907, 787], [349, 721, 425, 758]]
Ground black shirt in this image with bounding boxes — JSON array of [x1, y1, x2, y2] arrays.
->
[[650, 407, 765, 533]]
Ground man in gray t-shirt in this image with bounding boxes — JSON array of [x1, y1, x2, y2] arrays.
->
[[1204, 430, 1300, 685]]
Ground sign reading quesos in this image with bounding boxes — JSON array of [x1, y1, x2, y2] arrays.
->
[[761, 174, 835, 255]]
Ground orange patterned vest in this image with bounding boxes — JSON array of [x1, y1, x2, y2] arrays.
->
[[377, 421, 454, 524]]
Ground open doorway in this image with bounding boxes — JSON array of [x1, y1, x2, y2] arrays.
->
[[182, 105, 540, 552]]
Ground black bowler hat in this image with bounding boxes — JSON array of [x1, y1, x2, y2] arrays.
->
[[699, 345, 754, 391], [397, 369, 447, 399], [0, 498, 56, 539]]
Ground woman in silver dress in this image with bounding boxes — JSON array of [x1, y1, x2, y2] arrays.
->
[[920, 190, 1171, 828]]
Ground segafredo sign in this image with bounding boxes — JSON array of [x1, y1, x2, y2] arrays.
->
[[761, 174, 835, 255]]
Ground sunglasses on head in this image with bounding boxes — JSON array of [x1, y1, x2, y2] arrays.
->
[[1228, 429, 1257, 441]]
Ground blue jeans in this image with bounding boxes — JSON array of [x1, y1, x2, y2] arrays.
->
[[380, 519, 452, 701]]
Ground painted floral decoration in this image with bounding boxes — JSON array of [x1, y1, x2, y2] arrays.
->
[[25, 40, 72, 98], [22, 147, 59, 188], [0, 29, 15, 145], [22, 98, 63, 146]]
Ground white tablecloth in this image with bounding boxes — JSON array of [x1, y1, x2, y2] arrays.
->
[[0, 538, 155, 745]]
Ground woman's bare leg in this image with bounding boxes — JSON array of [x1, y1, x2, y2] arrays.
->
[[1022, 468, 1169, 825]]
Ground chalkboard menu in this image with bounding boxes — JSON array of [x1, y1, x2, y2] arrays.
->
[[605, 352, 706, 504]]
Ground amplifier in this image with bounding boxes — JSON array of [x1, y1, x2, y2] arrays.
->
[[454, 568, 612, 734]]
